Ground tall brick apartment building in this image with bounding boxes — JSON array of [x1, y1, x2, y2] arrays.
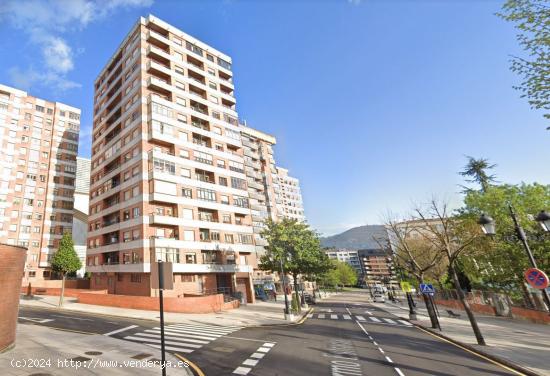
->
[[0, 84, 80, 282]]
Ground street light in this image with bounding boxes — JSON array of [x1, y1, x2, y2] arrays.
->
[[478, 205, 550, 312], [477, 213, 496, 235], [535, 210, 550, 232]]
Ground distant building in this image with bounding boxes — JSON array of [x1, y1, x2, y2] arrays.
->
[[274, 167, 305, 222], [72, 157, 90, 277], [324, 248, 362, 275], [358, 248, 397, 288]]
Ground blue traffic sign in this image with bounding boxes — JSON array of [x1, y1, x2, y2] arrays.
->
[[420, 283, 435, 295]]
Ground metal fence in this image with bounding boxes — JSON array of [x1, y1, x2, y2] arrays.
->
[[435, 289, 548, 315]]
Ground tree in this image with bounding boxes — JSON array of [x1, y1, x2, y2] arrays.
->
[[50, 233, 81, 307], [459, 156, 497, 193], [415, 199, 487, 345], [334, 261, 358, 287], [498, 1, 550, 124], [259, 218, 331, 311], [459, 183, 550, 307]]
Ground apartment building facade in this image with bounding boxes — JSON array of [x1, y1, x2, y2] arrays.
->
[[0, 84, 80, 282], [274, 167, 305, 222], [87, 15, 257, 301], [358, 249, 397, 288], [72, 157, 91, 277], [325, 248, 362, 275]]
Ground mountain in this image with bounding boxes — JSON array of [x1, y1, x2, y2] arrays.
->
[[320, 225, 389, 250]]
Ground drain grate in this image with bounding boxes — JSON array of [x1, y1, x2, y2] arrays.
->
[[85, 351, 103, 356]]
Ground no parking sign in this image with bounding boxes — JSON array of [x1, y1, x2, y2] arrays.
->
[[524, 268, 549, 290]]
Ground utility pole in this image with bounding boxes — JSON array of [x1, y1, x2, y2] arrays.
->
[[157, 260, 167, 376]]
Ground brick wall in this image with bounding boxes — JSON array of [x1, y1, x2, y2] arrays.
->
[[21, 279, 90, 289], [0, 244, 27, 352], [76, 291, 239, 313]]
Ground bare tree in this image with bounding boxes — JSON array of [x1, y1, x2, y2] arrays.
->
[[414, 199, 486, 345]]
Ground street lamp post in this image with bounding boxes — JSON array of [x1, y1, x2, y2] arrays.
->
[[479, 205, 550, 312]]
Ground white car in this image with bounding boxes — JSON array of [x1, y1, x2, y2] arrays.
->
[[373, 294, 386, 303]]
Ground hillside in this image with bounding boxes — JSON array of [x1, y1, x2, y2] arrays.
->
[[320, 225, 388, 250]]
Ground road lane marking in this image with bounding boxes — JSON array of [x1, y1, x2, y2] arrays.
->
[[250, 352, 265, 359], [242, 359, 259, 366], [330, 314, 338, 320], [134, 333, 209, 344], [19, 317, 54, 324], [174, 354, 205, 376], [145, 329, 217, 341], [370, 317, 381, 323], [152, 327, 222, 337], [307, 313, 313, 318], [355, 315, 366, 321], [398, 320, 412, 326], [123, 336, 202, 349], [233, 366, 251, 375], [257, 347, 271, 353], [395, 368, 405, 376], [373, 341, 378, 346], [385, 356, 393, 363], [318, 314, 326, 319], [103, 325, 138, 336], [343, 314, 352, 320], [379, 347, 385, 354], [383, 318, 397, 324], [365, 310, 373, 315]]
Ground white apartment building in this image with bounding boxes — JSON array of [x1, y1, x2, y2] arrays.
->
[[274, 167, 305, 222], [325, 248, 362, 275], [72, 157, 91, 277]]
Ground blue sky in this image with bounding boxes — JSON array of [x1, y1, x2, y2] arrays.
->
[[0, 0, 548, 236]]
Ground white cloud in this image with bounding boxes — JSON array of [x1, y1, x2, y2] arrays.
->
[[8, 67, 81, 92], [0, 0, 153, 91]]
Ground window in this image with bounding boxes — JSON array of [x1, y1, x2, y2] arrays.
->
[[183, 230, 195, 241], [133, 207, 140, 218], [208, 68, 216, 76], [239, 234, 253, 244], [197, 188, 216, 202], [216, 160, 225, 168], [183, 208, 193, 219], [228, 161, 244, 173], [130, 273, 141, 283], [233, 196, 249, 208], [218, 58, 231, 70], [224, 234, 234, 243], [185, 253, 196, 264], [28, 271, 36, 278], [208, 81, 216, 89], [9, 224, 17, 232], [153, 158, 175, 174], [181, 168, 191, 178], [220, 195, 229, 205], [219, 177, 228, 186], [156, 248, 179, 263], [179, 149, 190, 159], [231, 177, 246, 190], [182, 188, 193, 198], [222, 214, 231, 223]]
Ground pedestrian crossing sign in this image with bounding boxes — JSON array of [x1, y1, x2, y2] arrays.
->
[[420, 283, 435, 295]]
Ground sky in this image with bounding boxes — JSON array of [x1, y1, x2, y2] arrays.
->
[[0, 0, 548, 236]]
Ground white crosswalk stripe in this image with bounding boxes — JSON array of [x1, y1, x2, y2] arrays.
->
[[122, 323, 242, 354], [312, 313, 412, 327]]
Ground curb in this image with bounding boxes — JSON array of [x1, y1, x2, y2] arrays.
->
[[414, 323, 541, 376]]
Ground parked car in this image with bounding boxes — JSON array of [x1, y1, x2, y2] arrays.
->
[[373, 294, 386, 303]]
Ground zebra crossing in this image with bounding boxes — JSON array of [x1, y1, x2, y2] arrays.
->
[[308, 313, 412, 327], [122, 322, 243, 353]]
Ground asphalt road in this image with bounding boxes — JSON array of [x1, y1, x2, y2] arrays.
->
[[18, 294, 520, 376]]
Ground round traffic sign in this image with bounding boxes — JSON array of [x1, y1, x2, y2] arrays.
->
[[524, 268, 549, 290]]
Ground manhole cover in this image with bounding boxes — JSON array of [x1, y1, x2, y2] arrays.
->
[[85, 351, 103, 356], [71, 356, 91, 362], [131, 353, 152, 360]]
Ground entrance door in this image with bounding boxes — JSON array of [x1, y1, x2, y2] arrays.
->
[[107, 276, 115, 294]]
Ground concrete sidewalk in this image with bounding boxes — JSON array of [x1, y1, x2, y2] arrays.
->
[[20, 293, 319, 327], [380, 300, 550, 376], [0, 324, 192, 376]]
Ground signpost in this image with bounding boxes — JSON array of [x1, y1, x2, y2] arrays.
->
[[420, 283, 435, 296], [400, 282, 416, 320], [524, 268, 549, 290], [400, 281, 412, 293], [152, 261, 173, 376]]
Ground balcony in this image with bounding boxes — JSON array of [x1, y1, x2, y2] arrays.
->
[[147, 60, 172, 77], [146, 29, 171, 48], [147, 76, 173, 93]]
